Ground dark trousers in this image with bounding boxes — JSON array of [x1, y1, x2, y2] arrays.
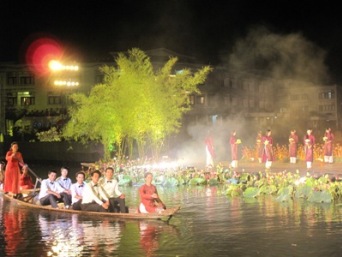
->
[[81, 202, 108, 212], [109, 197, 126, 213], [72, 199, 82, 210], [60, 192, 72, 206], [40, 194, 59, 208]]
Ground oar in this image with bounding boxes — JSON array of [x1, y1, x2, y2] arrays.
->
[[25, 165, 42, 183], [155, 197, 166, 209], [11, 155, 42, 183], [15, 159, 42, 186]]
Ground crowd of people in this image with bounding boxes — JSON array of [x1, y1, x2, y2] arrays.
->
[[205, 127, 335, 170], [1, 142, 167, 214]]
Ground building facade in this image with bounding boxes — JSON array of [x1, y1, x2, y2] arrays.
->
[[0, 49, 340, 144]]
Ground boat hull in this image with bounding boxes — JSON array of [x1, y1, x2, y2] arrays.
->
[[1, 192, 180, 221]]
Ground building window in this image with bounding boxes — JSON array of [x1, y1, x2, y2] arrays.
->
[[6, 97, 17, 107], [198, 96, 205, 105], [319, 104, 335, 111], [290, 94, 299, 100], [301, 94, 308, 100], [21, 97, 35, 106], [7, 77, 17, 85], [224, 95, 231, 105], [48, 96, 62, 105], [189, 95, 195, 105], [20, 76, 34, 85], [302, 106, 309, 112], [319, 91, 335, 99]]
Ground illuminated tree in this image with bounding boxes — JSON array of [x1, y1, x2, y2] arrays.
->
[[63, 48, 212, 160]]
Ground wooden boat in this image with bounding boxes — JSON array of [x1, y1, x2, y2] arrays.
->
[[1, 192, 180, 222]]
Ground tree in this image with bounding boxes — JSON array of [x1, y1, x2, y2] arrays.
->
[[63, 48, 212, 160]]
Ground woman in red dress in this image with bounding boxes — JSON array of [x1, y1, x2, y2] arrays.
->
[[4, 142, 24, 197], [138, 172, 166, 213]]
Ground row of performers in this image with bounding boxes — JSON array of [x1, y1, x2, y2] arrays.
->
[[205, 128, 334, 169]]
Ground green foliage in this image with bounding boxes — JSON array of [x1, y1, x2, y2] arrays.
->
[[63, 48, 212, 160], [243, 187, 260, 198], [36, 127, 62, 142], [189, 177, 206, 185], [294, 184, 312, 198], [276, 185, 294, 202], [259, 184, 277, 195], [308, 190, 332, 203], [226, 184, 243, 197]]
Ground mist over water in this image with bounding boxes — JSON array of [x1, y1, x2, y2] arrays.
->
[[174, 117, 251, 165], [172, 26, 334, 165]]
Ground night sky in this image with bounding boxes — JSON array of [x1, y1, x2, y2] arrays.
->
[[1, 0, 342, 82]]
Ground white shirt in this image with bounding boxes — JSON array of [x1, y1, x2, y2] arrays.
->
[[56, 176, 72, 190], [70, 182, 86, 204], [38, 179, 65, 199], [100, 177, 122, 198], [81, 181, 108, 205]]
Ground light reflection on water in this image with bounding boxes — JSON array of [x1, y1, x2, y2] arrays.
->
[[1, 185, 342, 257]]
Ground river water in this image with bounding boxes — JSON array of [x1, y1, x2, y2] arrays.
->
[[1, 163, 342, 257]]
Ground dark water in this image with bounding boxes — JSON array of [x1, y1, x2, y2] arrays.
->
[[1, 163, 342, 257]]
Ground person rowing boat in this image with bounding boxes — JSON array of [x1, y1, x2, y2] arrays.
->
[[138, 172, 166, 214]]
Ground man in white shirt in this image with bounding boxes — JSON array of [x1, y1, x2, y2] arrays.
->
[[38, 170, 70, 208], [56, 166, 72, 208], [81, 170, 110, 212], [101, 167, 127, 213], [70, 171, 86, 210]]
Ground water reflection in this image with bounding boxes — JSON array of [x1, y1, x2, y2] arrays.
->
[[2, 185, 342, 257], [139, 220, 180, 257], [1, 197, 31, 257], [38, 212, 124, 256]]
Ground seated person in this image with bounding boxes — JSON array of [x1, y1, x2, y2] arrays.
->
[[81, 170, 110, 212], [19, 164, 34, 190], [70, 171, 86, 210], [56, 166, 72, 208], [38, 170, 72, 208], [139, 172, 166, 213], [101, 167, 127, 213]]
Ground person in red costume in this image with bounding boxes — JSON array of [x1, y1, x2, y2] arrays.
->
[[230, 130, 241, 168], [262, 129, 274, 169], [288, 129, 299, 164], [19, 164, 34, 190], [138, 172, 166, 213], [4, 142, 24, 198], [304, 128, 316, 169], [205, 130, 215, 167], [323, 127, 334, 164]]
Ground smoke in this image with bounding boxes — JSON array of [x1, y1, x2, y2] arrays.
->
[[226, 26, 330, 84], [172, 26, 332, 166], [173, 115, 251, 167]]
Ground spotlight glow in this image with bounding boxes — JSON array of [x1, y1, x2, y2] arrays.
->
[[25, 37, 64, 75]]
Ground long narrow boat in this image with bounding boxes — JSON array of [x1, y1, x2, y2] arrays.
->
[[1, 192, 180, 222]]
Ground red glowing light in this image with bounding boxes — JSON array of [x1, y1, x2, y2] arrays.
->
[[25, 37, 64, 75]]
